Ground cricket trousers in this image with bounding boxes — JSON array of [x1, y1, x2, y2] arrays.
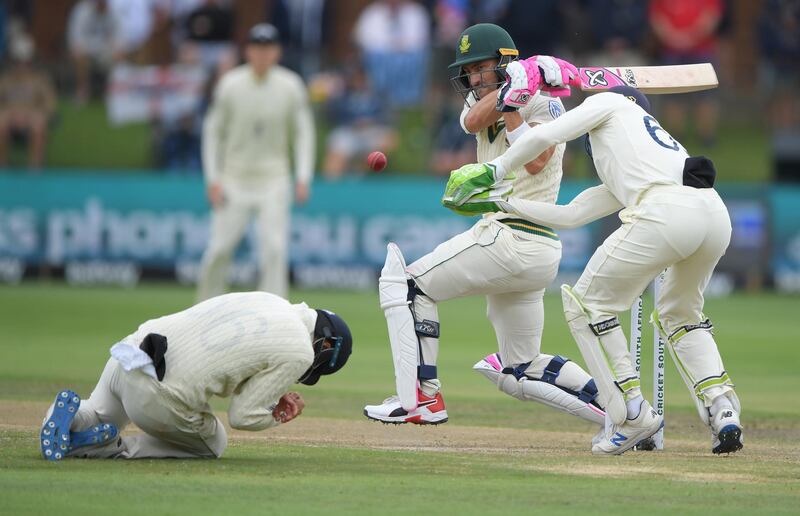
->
[[405, 217, 562, 376], [571, 184, 736, 406], [44, 358, 227, 459], [197, 175, 291, 301]]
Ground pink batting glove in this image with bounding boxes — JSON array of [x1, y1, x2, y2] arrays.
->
[[526, 55, 580, 97], [496, 59, 541, 111]]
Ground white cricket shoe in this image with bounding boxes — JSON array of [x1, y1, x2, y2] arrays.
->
[[710, 406, 743, 454], [363, 389, 448, 425], [592, 399, 663, 456], [590, 420, 657, 451]]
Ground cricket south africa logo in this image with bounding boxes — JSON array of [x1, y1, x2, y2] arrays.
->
[[585, 69, 608, 87], [549, 100, 562, 119], [459, 35, 471, 54]]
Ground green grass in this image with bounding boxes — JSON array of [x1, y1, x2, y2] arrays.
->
[[1, 430, 798, 515], [1, 283, 798, 514], [47, 100, 152, 169]]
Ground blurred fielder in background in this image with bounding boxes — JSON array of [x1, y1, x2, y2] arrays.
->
[[197, 23, 315, 301], [40, 292, 352, 460], [444, 55, 743, 455], [365, 24, 608, 435]]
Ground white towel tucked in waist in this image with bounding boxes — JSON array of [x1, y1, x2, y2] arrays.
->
[[110, 338, 158, 380]]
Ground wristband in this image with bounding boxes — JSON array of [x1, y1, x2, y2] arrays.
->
[[506, 122, 531, 145]]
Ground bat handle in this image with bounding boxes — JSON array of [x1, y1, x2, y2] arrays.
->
[[542, 85, 572, 97]]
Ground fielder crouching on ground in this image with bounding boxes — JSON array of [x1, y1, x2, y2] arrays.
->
[[40, 292, 352, 461]]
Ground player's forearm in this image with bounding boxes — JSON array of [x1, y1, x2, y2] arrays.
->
[[462, 90, 503, 133], [227, 358, 310, 431], [201, 111, 222, 183], [491, 124, 556, 176], [503, 184, 623, 229], [293, 104, 315, 185], [504, 117, 555, 175], [523, 146, 556, 175], [491, 97, 611, 178]]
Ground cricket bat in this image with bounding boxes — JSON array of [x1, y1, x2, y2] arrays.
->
[[577, 63, 718, 94]]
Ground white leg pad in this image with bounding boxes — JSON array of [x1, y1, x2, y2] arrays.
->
[[473, 359, 606, 425], [653, 312, 739, 425], [379, 243, 419, 411], [561, 285, 627, 425]]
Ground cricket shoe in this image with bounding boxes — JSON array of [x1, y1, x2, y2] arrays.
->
[[41, 390, 80, 461], [592, 399, 663, 456], [69, 423, 119, 453], [710, 407, 743, 455], [591, 421, 657, 451], [363, 390, 448, 425]]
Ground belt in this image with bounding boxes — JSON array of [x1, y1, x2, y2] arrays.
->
[[500, 218, 559, 241]]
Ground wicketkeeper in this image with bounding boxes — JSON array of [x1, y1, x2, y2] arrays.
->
[[364, 24, 607, 435], [443, 55, 743, 455], [40, 292, 352, 460]]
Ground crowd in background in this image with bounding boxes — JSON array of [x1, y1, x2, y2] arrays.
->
[[0, 0, 797, 179]]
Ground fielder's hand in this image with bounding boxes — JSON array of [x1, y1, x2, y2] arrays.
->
[[207, 182, 225, 208], [273, 392, 305, 424], [295, 182, 310, 205]]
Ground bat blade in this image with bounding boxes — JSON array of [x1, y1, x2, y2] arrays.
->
[[577, 63, 718, 94]]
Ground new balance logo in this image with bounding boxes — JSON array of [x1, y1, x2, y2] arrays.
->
[[610, 432, 628, 447], [722, 410, 733, 419]]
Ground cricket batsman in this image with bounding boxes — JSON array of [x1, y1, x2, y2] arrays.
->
[[40, 292, 352, 460], [443, 55, 743, 455], [364, 24, 607, 434]]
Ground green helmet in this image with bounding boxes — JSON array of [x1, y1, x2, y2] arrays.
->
[[449, 23, 519, 101]]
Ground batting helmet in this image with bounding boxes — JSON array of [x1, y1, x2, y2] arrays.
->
[[298, 309, 353, 386], [449, 23, 519, 101]]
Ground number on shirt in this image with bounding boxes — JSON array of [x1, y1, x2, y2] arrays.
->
[[643, 116, 680, 151]]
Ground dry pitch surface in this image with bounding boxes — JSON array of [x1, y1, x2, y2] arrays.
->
[[3, 400, 799, 485]]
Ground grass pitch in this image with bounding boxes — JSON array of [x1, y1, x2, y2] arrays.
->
[[1, 283, 798, 515]]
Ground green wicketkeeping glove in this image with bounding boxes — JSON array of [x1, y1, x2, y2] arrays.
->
[[442, 178, 513, 216], [442, 163, 508, 207]]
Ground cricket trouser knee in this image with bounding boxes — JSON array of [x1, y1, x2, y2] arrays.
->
[[118, 370, 227, 459], [486, 289, 545, 367], [474, 353, 605, 425], [49, 359, 131, 436], [652, 313, 740, 424], [379, 243, 440, 411], [561, 285, 640, 425]]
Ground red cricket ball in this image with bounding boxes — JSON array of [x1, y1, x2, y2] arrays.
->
[[367, 151, 387, 172]]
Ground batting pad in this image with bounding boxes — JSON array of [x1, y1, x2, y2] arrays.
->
[[473, 359, 606, 425], [561, 285, 627, 425], [379, 243, 419, 411]]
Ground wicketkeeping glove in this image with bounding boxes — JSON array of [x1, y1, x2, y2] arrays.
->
[[442, 181, 513, 216], [441, 163, 514, 216]]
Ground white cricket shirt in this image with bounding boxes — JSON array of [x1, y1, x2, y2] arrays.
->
[[493, 92, 689, 208], [461, 92, 566, 208], [114, 292, 316, 431], [203, 64, 315, 187]]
